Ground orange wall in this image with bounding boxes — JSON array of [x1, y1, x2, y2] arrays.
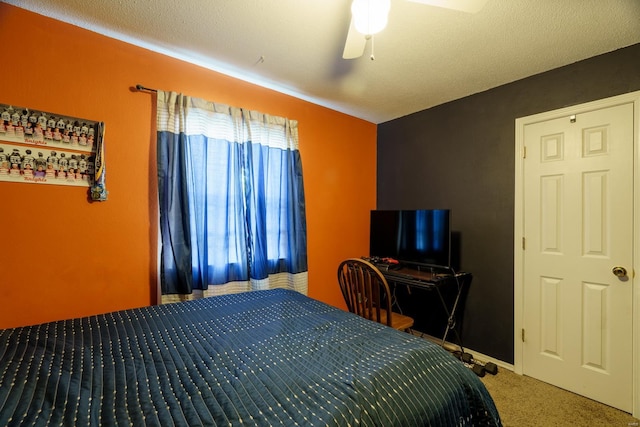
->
[[0, 4, 376, 329]]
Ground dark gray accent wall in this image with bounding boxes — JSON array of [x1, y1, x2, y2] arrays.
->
[[377, 43, 640, 363]]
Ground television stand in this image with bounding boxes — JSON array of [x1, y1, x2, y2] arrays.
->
[[379, 265, 471, 352]]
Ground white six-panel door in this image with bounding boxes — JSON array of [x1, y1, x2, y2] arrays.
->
[[515, 95, 638, 414]]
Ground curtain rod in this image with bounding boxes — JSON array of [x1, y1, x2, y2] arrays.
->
[[135, 84, 157, 93]]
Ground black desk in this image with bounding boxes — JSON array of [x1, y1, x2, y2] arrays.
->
[[377, 264, 471, 350]]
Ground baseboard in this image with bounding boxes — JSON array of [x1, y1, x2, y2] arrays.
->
[[412, 330, 515, 372]]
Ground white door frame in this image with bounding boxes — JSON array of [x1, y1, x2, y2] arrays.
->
[[514, 90, 640, 418]]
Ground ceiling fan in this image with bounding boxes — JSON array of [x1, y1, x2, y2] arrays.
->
[[342, 0, 489, 59]]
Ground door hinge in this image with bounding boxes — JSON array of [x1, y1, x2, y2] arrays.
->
[[521, 329, 525, 342], [523, 146, 527, 159], [522, 237, 525, 250]]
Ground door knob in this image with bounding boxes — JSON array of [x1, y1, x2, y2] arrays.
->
[[612, 266, 627, 277]]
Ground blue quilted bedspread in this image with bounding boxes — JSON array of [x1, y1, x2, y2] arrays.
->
[[0, 289, 501, 426]]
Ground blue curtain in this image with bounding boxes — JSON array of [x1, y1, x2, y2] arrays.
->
[[157, 92, 308, 298]]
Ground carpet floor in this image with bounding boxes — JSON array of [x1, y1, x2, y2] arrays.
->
[[480, 368, 638, 426]]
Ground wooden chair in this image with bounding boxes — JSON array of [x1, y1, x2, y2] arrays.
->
[[337, 258, 414, 331]]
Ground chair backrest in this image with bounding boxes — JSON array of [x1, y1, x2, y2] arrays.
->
[[337, 258, 393, 327]]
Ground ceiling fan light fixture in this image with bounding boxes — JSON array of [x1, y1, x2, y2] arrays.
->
[[351, 0, 391, 36]]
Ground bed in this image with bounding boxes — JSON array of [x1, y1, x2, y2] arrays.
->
[[0, 289, 501, 426]]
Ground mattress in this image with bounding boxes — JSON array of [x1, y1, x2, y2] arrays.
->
[[0, 288, 501, 426]]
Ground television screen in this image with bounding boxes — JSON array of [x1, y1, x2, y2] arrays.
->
[[369, 209, 451, 268]]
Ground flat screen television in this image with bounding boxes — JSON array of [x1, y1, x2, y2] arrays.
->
[[369, 209, 452, 269]]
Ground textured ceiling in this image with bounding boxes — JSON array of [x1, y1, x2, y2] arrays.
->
[[7, 0, 640, 123]]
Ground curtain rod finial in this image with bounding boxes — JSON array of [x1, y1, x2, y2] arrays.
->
[[135, 84, 157, 92]]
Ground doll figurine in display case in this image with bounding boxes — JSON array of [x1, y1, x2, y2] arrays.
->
[[21, 149, 34, 177], [57, 152, 68, 179], [45, 117, 56, 141], [27, 111, 38, 137], [44, 125, 53, 141], [45, 162, 56, 178], [24, 119, 33, 137], [78, 128, 87, 146], [4, 110, 14, 137], [78, 154, 88, 180], [53, 126, 62, 141], [0, 147, 8, 175], [22, 164, 33, 177], [0, 109, 9, 134], [33, 121, 43, 139], [62, 126, 71, 144], [45, 150, 57, 178], [46, 151, 59, 171], [37, 112, 48, 130], [34, 152, 47, 178], [20, 110, 29, 126], [11, 110, 21, 132], [67, 155, 78, 180], [71, 131, 78, 146], [11, 110, 28, 139], [9, 149, 21, 176]]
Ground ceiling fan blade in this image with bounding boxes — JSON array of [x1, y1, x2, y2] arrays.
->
[[407, 0, 489, 13], [342, 18, 367, 59]]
